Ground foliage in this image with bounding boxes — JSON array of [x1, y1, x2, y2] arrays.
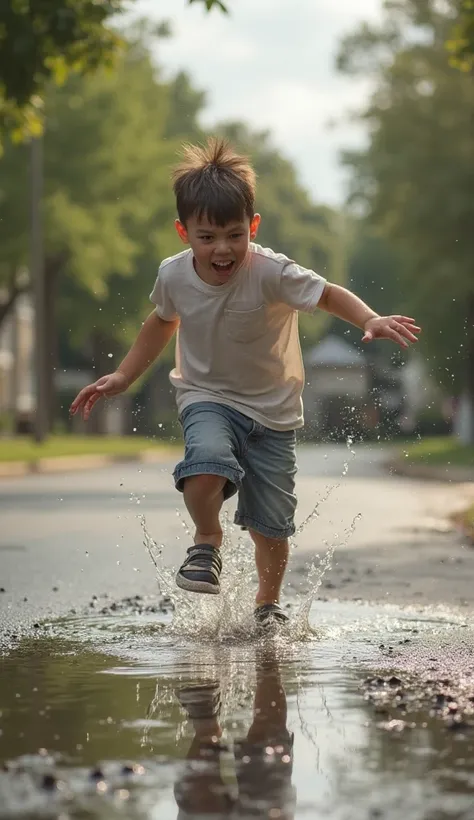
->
[[447, 0, 474, 70], [0, 0, 226, 149], [337, 0, 474, 394], [0, 0, 123, 146], [0, 37, 178, 322]]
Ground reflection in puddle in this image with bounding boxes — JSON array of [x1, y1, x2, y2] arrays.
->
[[173, 644, 296, 820], [1, 600, 474, 818]]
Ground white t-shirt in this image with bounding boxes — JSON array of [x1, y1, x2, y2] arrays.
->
[[149, 243, 326, 430]]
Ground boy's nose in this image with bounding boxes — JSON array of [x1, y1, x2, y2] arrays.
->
[[215, 240, 230, 255]]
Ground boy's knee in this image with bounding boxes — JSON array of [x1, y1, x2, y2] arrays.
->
[[249, 530, 289, 550]]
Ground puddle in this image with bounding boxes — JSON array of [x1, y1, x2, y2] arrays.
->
[[2, 598, 474, 819], [2, 507, 474, 818]]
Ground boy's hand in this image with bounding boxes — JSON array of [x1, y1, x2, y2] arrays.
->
[[69, 371, 129, 421], [362, 316, 421, 349]]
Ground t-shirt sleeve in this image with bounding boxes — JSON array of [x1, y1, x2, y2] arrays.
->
[[149, 266, 179, 321], [279, 262, 327, 313]]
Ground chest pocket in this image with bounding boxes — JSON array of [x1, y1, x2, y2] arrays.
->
[[224, 305, 267, 343]]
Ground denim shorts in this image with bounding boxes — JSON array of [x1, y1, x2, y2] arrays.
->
[[173, 402, 297, 539]]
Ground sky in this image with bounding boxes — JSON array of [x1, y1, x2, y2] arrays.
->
[[131, 0, 383, 206]]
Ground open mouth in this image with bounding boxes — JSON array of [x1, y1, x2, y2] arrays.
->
[[212, 261, 235, 275]]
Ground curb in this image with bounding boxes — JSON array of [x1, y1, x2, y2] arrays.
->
[[387, 459, 474, 483], [0, 448, 178, 479]]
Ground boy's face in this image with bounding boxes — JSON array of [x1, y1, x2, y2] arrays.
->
[[175, 214, 261, 285]]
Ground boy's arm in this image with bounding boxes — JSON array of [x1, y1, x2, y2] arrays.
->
[[70, 311, 179, 419], [317, 283, 420, 349], [117, 310, 179, 385]]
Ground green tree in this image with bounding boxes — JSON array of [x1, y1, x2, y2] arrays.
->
[[0, 37, 173, 318], [0, 0, 123, 144], [447, 0, 474, 70], [0, 34, 183, 429], [337, 0, 474, 437], [0, 0, 225, 146]]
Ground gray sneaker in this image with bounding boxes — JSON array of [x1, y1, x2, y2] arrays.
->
[[176, 544, 222, 594], [254, 603, 289, 632]]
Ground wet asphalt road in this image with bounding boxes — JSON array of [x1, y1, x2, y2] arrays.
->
[[0, 443, 471, 634], [2, 445, 474, 820]]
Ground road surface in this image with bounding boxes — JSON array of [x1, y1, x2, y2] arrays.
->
[[1, 443, 473, 634]]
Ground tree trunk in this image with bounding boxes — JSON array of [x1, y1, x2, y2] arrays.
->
[[44, 261, 58, 433]]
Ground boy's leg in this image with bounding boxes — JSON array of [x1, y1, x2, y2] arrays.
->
[[234, 424, 296, 611], [249, 530, 289, 606], [183, 474, 227, 548], [174, 402, 244, 594]]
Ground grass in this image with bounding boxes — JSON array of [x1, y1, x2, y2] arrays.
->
[[400, 436, 474, 468], [0, 435, 181, 463]]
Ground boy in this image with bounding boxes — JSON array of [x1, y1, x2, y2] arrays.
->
[[70, 138, 420, 631]]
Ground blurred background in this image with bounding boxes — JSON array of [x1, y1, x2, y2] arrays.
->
[[0, 0, 473, 466]]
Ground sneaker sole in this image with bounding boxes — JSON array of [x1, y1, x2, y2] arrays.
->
[[175, 572, 220, 594]]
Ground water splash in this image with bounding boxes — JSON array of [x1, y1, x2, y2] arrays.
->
[[141, 510, 362, 645], [293, 483, 339, 538], [292, 514, 362, 640], [141, 511, 256, 642], [141, 440, 361, 644]]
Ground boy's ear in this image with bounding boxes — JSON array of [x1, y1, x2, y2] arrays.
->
[[250, 214, 261, 240], [175, 220, 189, 243]]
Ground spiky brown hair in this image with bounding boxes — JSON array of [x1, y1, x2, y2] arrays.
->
[[172, 137, 256, 226]]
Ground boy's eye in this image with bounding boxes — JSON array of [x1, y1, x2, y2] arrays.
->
[[230, 233, 244, 239], [200, 235, 213, 241]]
